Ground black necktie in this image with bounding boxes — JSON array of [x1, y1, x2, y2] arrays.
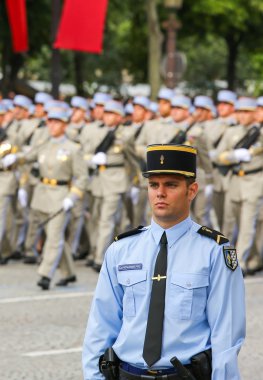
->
[[143, 231, 168, 367]]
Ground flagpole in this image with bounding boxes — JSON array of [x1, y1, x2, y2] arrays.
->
[[51, 0, 62, 99]]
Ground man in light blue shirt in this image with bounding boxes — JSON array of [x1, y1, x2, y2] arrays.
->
[[82, 144, 245, 380]]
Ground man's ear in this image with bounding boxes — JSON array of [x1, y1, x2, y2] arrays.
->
[[188, 182, 198, 201]]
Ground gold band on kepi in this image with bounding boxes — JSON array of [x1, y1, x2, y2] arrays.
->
[[142, 144, 197, 178]]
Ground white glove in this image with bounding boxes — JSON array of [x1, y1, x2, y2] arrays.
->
[[233, 148, 251, 162], [62, 197, 74, 212], [18, 188, 28, 208], [130, 186, 140, 205], [91, 152, 107, 166], [205, 184, 213, 198], [2, 153, 17, 168], [208, 149, 217, 161]]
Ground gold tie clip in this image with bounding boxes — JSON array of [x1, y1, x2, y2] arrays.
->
[[152, 274, 166, 281]]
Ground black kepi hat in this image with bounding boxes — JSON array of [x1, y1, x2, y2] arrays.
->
[[142, 144, 197, 178]]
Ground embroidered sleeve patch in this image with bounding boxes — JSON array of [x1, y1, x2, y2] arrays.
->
[[223, 246, 238, 271]]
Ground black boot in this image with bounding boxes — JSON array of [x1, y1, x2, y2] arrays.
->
[[37, 276, 50, 290], [55, 275, 77, 286]]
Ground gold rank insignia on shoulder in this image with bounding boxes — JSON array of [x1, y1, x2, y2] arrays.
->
[[197, 226, 229, 245], [223, 246, 238, 271]]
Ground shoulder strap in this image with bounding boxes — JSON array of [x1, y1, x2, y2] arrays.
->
[[95, 125, 119, 154], [234, 125, 260, 150], [114, 226, 145, 242], [197, 226, 229, 245]]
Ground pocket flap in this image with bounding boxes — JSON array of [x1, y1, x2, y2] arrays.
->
[[117, 270, 147, 286], [171, 273, 209, 289]]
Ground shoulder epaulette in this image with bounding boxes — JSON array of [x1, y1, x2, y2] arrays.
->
[[114, 226, 145, 242], [197, 226, 229, 245]]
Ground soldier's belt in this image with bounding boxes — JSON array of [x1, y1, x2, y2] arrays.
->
[[41, 177, 70, 186], [232, 167, 263, 176], [98, 163, 124, 171], [0, 167, 11, 172]]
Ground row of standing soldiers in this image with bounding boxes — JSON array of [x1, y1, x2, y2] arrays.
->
[[0, 88, 262, 289]]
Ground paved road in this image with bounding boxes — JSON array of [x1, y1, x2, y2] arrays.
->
[[0, 260, 262, 380]]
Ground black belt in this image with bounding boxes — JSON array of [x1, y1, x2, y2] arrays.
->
[[99, 163, 124, 168], [232, 167, 263, 176], [119, 367, 194, 380], [40, 177, 70, 186]]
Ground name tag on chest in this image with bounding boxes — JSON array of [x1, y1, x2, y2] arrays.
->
[[118, 263, 142, 271]]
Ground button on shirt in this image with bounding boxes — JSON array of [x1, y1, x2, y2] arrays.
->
[[82, 217, 245, 380]]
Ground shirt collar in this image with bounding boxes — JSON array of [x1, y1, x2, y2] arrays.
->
[[51, 135, 67, 144], [151, 216, 192, 248]]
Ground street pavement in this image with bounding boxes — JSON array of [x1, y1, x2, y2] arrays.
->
[[0, 260, 263, 380]]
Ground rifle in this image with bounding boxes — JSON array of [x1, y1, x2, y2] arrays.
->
[[217, 124, 262, 176]]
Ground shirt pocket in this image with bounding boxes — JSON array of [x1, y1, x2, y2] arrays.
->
[[117, 270, 147, 317], [169, 273, 209, 320]]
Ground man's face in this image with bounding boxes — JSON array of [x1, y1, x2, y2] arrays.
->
[[93, 104, 104, 120], [70, 108, 86, 123], [217, 102, 234, 118], [35, 103, 45, 118], [194, 107, 210, 122], [47, 118, 67, 137], [148, 174, 198, 227], [255, 107, 263, 123], [158, 99, 171, 118], [103, 111, 121, 127], [14, 106, 28, 120], [236, 110, 255, 126], [171, 107, 189, 123], [132, 105, 146, 123]]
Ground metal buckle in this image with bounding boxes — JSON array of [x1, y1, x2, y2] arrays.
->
[[238, 170, 245, 176]]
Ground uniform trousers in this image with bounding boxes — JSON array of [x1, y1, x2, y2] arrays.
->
[[0, 195, 15, 258], [30, 209, 75, 279], [231, 197, 263, 268], [94, 193, 125, 266], [66, 195, 90, 256]]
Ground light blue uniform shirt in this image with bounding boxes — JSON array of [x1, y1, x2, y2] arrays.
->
[[82, 217, 245, 380]]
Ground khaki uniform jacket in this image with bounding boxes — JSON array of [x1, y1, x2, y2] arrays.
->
[[204, 117, 233, 192], [19, 136, 87, 214], [215, 124, 263, 202], [66, 122, 87, 143], [82, 124, 140, 197], [0, 134, 18, 196], [186, 122, 213, 190], [135, 117, 180, 159]]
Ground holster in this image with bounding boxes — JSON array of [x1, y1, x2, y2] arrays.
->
[[190, 349, 212, 380], [99, 347, 120, 380]]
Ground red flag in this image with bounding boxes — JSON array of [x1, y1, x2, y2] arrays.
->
[[54, 0, 108, 53], [5, 0, 28, 53]]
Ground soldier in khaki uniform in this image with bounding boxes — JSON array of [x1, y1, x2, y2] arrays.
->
[[248, 96, 263, 274], [126, 96, 151, 227], [2, 108, 87, 289], [204, 90, 237, 230], [80, 93, 112, 262], [0, 104, 18, 263], [66, 96, 90, 259], [215, 97, 263, 274], [86, 100, 140, 271]]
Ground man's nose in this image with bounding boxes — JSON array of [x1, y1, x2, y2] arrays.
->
[[157, 185, 166, 197]]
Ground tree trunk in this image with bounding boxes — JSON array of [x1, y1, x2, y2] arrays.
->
[[74, 52, 85, 96], [146, 0, 163, 99], [225, 35, 240, 91]]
